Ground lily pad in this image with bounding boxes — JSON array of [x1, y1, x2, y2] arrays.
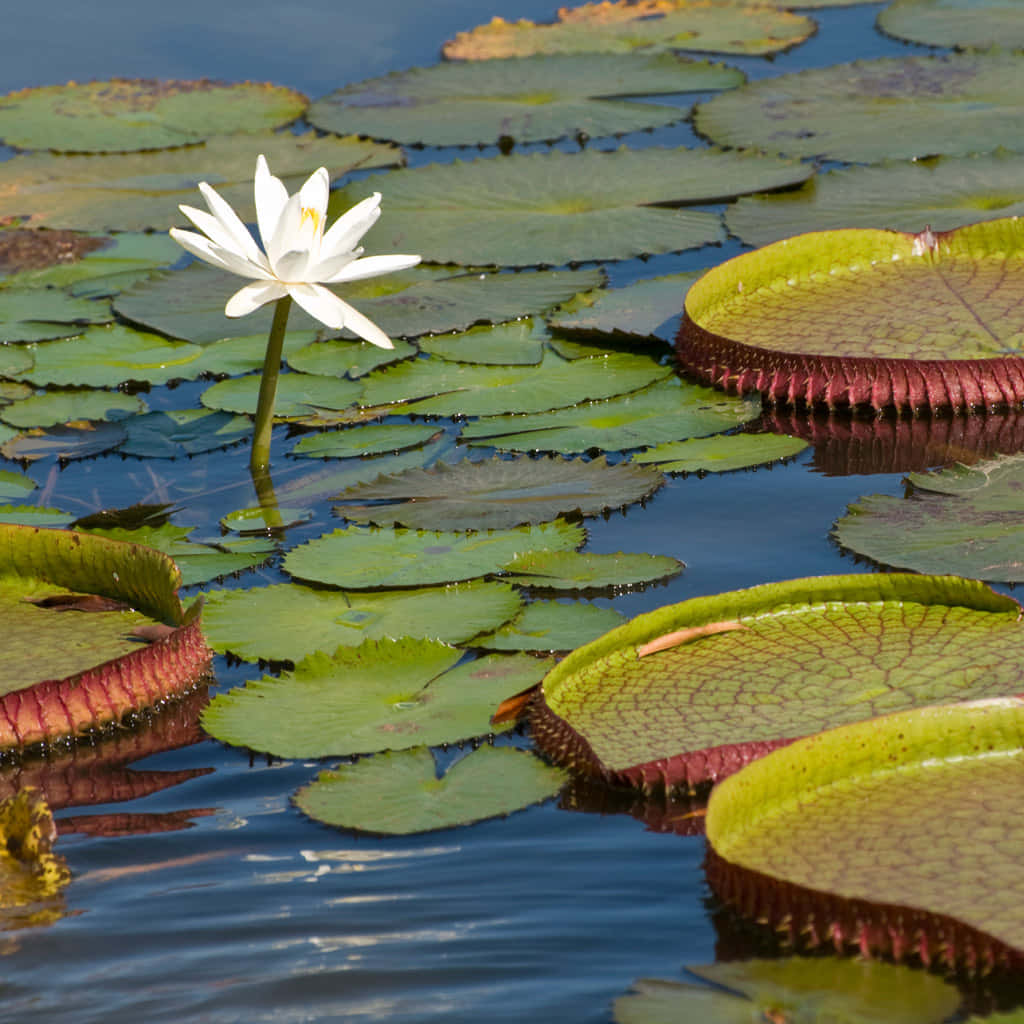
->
[[117, 409, 252, 459], [203, 640, 552, 758], [201, 581, 522, 664], [0, 422, 128, 462], [613, 960, 959, 1024], [284, 521, 584, 590], [0, 390, 145, 429], [419, 320, 549, 367], [632, 432, 809, 473], [291, 423, 441, 460], [833, 453, 1024, 583], [462, 377, 761, 453], [336, 148, 813, 267], [529, 573, 1024, 791], [308, 54, 742, 147], [695, 53, 1024, 162], [0, 132, 400, 232], [502, 550, 683, 591], [295, 744, 567, 836], [0, 79, 306, 152], [0, 347, 34, 378], [705, 697, 1024, 971], [286, 338, 417, 378], [333, 456, 665, 531], [0, 288, 111, 343], [0, 506, 75, 528], [444, 1, 813, 60], [472, 599, 626, 652], [677, 218, 1024, 413], [878, 0, 1024, 50], [727, 151, 1024, 249], [200, 373, 362, 419], [0, 470, 36, 502]]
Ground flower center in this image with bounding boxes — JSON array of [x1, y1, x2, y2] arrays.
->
[[300, 206, 323, 235]]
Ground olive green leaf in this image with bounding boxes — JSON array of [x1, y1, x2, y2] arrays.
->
[[0, 471, 36, 503], [291, 423, 441, 460], [632, 433, 808, 473], [200, 373, 362, 419], [418, 320, 547, 366], [0, 506, 74, 528], [472, 599, 626, 652], [502, 550, 683, 591], [286, 338, 417, 378], [0, 390, 145, 429], [878, 0, 1024, 50]]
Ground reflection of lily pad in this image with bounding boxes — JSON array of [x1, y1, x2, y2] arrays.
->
[[308, 54, 742, 147], [695, 53, 1024, 162], [334, 456, 665, 531], [472, 599, 626, 652], [530, 573, 1024, 790], [295, 745, 567, 835], [0, 79, 306, 152], [833, 453, 1024, 583], [706, 698, 1024, 971], [878, 0, 1024, 50], [203, 640, 551, 757], [632, 432, 808, 473], [678, 218, 1024, 413], [337, 148, 812, 267]]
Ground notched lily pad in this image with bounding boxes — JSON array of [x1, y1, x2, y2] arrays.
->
[[677, 217, 1024, 413], [295, 744, 567, 836], [632, 432, 808, 473], [529, 573, 1024, 791]]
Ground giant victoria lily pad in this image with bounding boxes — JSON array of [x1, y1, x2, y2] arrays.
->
[[878, 0, 1024, 51], [527, 573, 1024, 791], [0, 524, 210, 750], [677, 218, 1024, 413], [705, 698, 1024, 971]]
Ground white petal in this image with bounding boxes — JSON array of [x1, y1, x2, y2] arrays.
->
[[320, 193, 382, 260], [299, 167, 330, 220], [198, 181, 265, 267], [305, 248, 358, 283], [286, 282, 349, 330], [169, 228, 272, 280], [254, 155, 289, 253], [325, 253, 421, 284], [267, 192, 304, 271], [274, 249, 311, 282], [333, 301, 395, 350], [178, 204, 272, 276], [225, 279, 289, 318]]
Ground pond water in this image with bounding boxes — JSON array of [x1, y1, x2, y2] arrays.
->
[[2, 1, 1022, 1021]]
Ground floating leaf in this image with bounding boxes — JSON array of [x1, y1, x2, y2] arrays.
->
[[116, 409, 252, 459], [727, 151, 1024, 249], [529, 573, 1024, 791], [0, 470, 36, 502], [309, 54, 742, 147], [502, 550, 683, 591], [0, 288, 111, 344], [613, 960, 959, 1024], [333, 456, 665, 531], [678, 218, 1024, 413], [203, 640, 552, 757], [472, 599, 626, 652], [219, 506, 313, 534], [878, 0, 1024, 50], [0, 79, 306, 152], [695, 53, 1024, 162], [834, 453, 1024, 583], [0, 422, 127, 462], [286, 338, 417, 378], [463, 378, 761, 453], [201, 581, 521, 664], [200, 373, 361, 419], [291, 423, 441, 460], [705, 698, 1024, 971], [295, 745, 567, 835], [632, 432, 808, 473], [0, 390, 145, 429], [284, 521, 583, 589], [336, 149, 812, 267], [359, 348, 672, 417], [0, 506, 75, 528], [549, 273, 697, 343], [0, 348, 34, 378], [444, 1, 813, 60], [0, 132, 400, 232], [418, 321, 546, 366]]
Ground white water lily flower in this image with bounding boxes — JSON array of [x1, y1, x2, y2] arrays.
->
[[169, 155, 419, 349]]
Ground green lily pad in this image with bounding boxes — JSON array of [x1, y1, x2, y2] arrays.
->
[[0, 471, 36, 502], [0, 506, 74, 528], [203, 639, 552, 757], [0, 390, 145, 429], [284, 521, 584, 590], [502, 550, 683, 591], [878, 0, 1024, 50], [632, 433, 809, 473], [443, 1, 813, 60], [0, 132, 400, 232], [295, 744, 567, 835], [333, 456, 665, 531], [0, 422, 128, 462], [286, 338, 417, 378], [833, 453, 1024, 583], [117, 409, 252, 459], [705, 697, 1024, 970], [359, 348, 672, 417], [613, 960, 959, 1024], [337, 148, 813, 268], [201, 581, 522, 663], [695, 53, 1024, 162], [308, 53, 742, 147], [549, 273, 697, 343], [0, 79, 306, 152], [0, 288, 111, 344], [727, 151, 1024, 249], [201, 373, 362, 419], [117, 263, 604, 343], [219, 507, 313, 534], [529, 573, 1024, 790], [678, 217, 1024, 413], [0, 348, 34, 378], [291, 423, 441, 460], [472, 599, 626, 652], [418, 320, 547, 366], [463, 377, 761, 453], [187, 331, 318, 378]]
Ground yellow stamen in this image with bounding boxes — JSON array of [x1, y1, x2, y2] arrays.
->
[[300, 206, 323, 234]]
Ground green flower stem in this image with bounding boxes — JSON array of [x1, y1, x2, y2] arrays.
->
[[249, 294, 293, 473]]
